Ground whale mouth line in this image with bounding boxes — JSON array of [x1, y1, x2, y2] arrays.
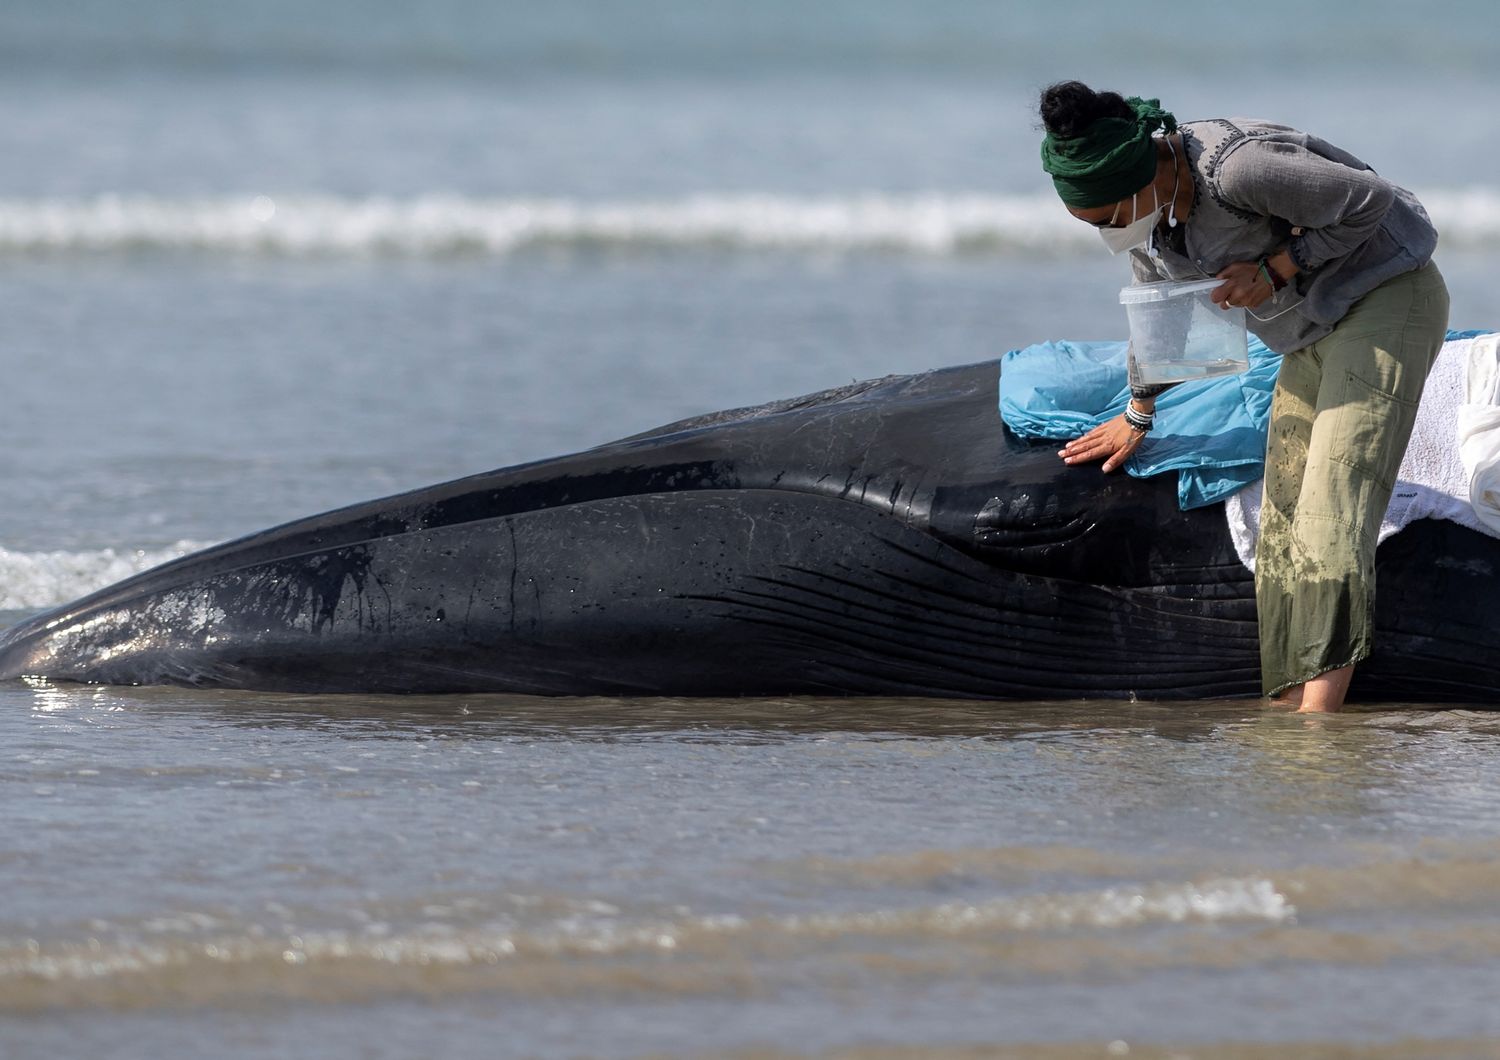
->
[[0, 484, 935, 652]]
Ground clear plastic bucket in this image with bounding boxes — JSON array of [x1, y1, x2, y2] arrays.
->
[[1119, 278, 1250, 386]]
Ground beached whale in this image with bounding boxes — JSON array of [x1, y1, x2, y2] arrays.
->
[[1, 360, 1497, 701]]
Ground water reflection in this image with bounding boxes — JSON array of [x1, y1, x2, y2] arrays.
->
[[21, 676, 120, 717], [8, 678, 1500, 746]]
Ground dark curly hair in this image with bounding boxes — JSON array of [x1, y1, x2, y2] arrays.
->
[[1038, 81, 1135, 138]]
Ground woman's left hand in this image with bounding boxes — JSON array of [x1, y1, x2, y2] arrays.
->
[[1211, 261, 1273, 310]]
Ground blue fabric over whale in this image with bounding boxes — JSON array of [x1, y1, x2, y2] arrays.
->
[[998, 336, 1282, 510], [997, 329, 1489, 510]]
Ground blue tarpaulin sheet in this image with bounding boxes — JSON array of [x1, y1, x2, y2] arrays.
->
[[998, 336, 1281, 510]]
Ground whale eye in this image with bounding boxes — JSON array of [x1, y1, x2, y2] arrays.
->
[[974, 496, 1091, 554]]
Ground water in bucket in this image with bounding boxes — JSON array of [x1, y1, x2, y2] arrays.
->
[[1119, 278, 1250, 386]]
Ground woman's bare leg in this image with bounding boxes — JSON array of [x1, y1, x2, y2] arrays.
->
[[1289, 664, 1354, 713]]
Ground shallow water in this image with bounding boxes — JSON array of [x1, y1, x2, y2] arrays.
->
[[4, 688, 1500, 1056]]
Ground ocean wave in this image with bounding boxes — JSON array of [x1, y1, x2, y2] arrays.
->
[[15, 853, 1500, 1014], [0, 875, 1292, 1011], [0, 542, 207, 612], [2, 190, 1497, 258]]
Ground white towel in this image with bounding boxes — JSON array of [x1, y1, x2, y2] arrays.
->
[[1226, 334, 1500, 572], [1459, 332, 1500, 533]]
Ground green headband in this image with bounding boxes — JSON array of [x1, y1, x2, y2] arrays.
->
[[1039, 96, 1177, 209]]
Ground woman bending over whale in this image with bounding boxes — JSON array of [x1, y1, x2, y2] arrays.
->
[[1037, 80, 1448, 713]]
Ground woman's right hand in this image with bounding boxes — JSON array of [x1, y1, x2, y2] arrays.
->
[[1058, 413, 1147, 473]]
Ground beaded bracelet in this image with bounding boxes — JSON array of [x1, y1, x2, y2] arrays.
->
[[1123, 402, 1154, 434], [1258, 257, 1288, 292]]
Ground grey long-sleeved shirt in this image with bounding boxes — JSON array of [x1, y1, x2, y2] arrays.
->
[[1129, 118, 1438, 371]]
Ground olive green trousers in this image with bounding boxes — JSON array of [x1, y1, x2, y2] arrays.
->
[[1256, 261, 1450, 697]]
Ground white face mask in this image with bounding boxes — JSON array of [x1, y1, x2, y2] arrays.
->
[[1098, 137, 1180, 256], [1098, 185, 1160, 255]]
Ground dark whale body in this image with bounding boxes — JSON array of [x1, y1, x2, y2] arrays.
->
[[2, 360, 1497, 701]]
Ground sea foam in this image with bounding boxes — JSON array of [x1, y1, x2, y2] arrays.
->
[[1, 189, 1495, 257], [0, 542, 206, 612]]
